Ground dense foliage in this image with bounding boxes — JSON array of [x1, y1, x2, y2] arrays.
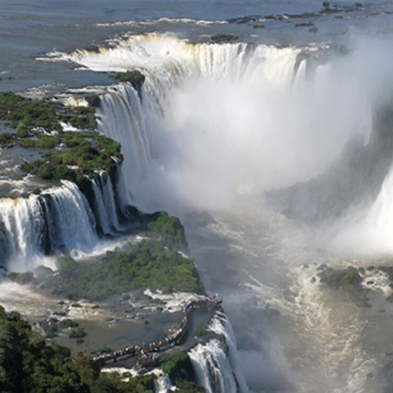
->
[[0, 306, 89, 393], [0, 92, 120, 183], [0, 307, 206, 393], [0, 92, 96, 132], [21, 131, 122, 183], [147, 211, 188, 250], [53, 240, 204, 301], [161, 353, 205, 393], [210, 34, 238, 43]]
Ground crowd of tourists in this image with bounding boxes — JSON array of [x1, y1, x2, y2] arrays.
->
[[93, 294, 223, 367]]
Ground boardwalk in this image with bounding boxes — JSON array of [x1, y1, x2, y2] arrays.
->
[[93, 294, 222, 368]]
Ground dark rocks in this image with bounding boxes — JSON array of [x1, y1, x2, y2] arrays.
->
[[317, 265, 363, 289]]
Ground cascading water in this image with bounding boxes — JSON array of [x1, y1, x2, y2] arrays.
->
[[0, 180, 99, 269], [97, 87, 151, 208], [89, 34, 373, 214], [189, 312, 248, 393], [91, 174, 121, 234], [154, 374, 174, 393], [0, 193, 46, 267], [189, 339, 238, 393]]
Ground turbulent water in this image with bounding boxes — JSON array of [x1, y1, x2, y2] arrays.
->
[[3, 1, 393, 392]]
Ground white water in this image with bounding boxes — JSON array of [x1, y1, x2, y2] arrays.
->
[[97, 87, 151, 208], [154, 374, 175, 393], [189, 338, 239, 393], [333, 164, 393, 255], [92, 175, 121, 234], [86, 34, 373, 214], [0, 180, 101, 269]]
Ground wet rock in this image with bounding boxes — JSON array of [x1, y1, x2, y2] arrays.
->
[[318, 266, 363, 288], [317, 263, 327, 271], [227, 16, 258, 24], [311, 277, 316, 283], [295, 22, 314, 27], [309, 26, 318, 32], [34, 265, 54, 283], [185, 211, 217, 228], [303, 263, 310, 269], [367, 266, 376, 271], [366, 280, 375, 285]]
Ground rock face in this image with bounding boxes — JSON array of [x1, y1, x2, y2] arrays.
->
[[316, 265, 371, 308], [267, 104, 393, 224], [317, 265, 363, 289]]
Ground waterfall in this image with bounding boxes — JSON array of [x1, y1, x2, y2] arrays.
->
[[91, 175, 121, 234], [97, 86, 151, 208], [0, 180, 99, 269], [189, 313, 249, 393], [43, 180, 97, 254], [154, 374, 174, 393], [0, 194, 46, 265], [189, 339, 238, 393], [208, 313, 249, 393], [88, 34, 373, 214], [333, 164, 393, 254]]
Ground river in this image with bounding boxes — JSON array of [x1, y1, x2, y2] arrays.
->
[[2, 1, 393, 392]]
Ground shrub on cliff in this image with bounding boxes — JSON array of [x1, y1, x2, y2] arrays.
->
[[161, 353, 204, 393], [147, 211, 188, 251]]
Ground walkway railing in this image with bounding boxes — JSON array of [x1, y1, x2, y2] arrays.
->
[[93, 294, 223, 367]]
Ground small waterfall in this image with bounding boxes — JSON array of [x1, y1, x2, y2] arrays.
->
[[334, 164, 393, 254], [154, 374, 174, 393], [43, 180, 98, 254], [189, 339, 238, 393], [189, 313, 248, 393], [91, 175, 121, 234], [0, 180, 99, 269], [0, 194, 46, 265], [208, 313, 249, 393]]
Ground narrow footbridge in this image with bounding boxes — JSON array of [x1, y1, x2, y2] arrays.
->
[[93, 294, 223, 368]]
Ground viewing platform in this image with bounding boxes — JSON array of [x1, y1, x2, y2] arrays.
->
[[93, 294, 223, 368]]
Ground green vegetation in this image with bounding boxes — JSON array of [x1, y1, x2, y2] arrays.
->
[[7, 271, 35, 285], [210, 34, 238, 43], [195, 328, 207, 337], [21, 130, 122, 183], [69, 329, 87, 339], [161, 353, 204, 393], [0, 306, 205, 392], [114, 70, 146, 98], [115, 70, 145, 85], [318, 266, 363, 288], [0, 92, 120, 183], [54, 240, 204, 301], [147, 211, 188, 250], [0, 91, 96, 132], [0, 306, 88, 392]]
